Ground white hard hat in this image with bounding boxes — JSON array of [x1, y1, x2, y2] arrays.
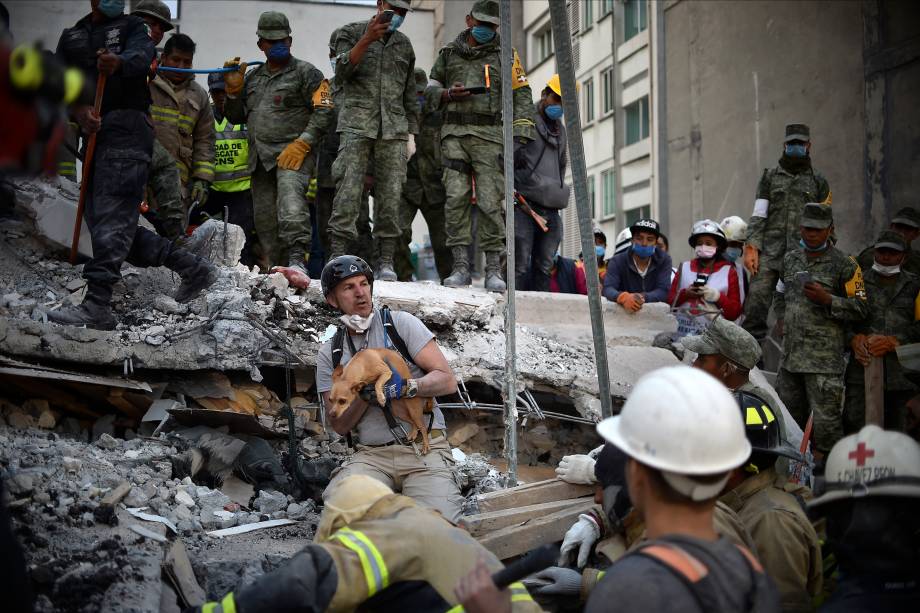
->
[[809, 425, 920, 509], [688, 219, 727, 250], [720, 216, 748, 242], [597, 365, 751, 501], [611, 227, 633, 257]]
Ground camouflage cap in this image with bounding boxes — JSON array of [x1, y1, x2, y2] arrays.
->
[[800, 202, 833, 229], [891, 207, 920, 229], [875, 229, 907, 252], [207, 72, 225, 91], [257, 11, 291, 40], [681, 317, 762, 371], [414, 67, 428, 89], [784, 123, 810, 142], [385, 0, 413, 9], [132, 0, 174, 32], [470, 0, 500, 25]]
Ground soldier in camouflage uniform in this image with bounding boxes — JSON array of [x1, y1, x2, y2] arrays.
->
[[743, 124, 831, 340], [395, 68, 452, 281], [429, 0, 535, 291], [223, 11, 334, 272], [854, 207, 920, 276], [773, 203, 868, 454], [845, 230, 920, 433], [329, 0, 418, 281]]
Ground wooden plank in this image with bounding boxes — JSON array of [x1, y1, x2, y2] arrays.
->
[[460, 497, 592, 537], [163, 541, 206, 608], [864, 356, 885, 427], [474, 478, 594, 513], [101, 481, 131, 506], [477, 499, 596, 560]]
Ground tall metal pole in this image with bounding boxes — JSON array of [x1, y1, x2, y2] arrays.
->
[[548, 0, 613, 418], [499, 0, 518, 484]]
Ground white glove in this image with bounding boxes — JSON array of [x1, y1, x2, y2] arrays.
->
[[558, 514, 600, 568], [701, 285, 721, 303], [555, 454, 598, 485], [407, 134, 417, 159]]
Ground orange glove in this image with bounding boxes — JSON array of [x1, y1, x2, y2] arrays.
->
[[850, 334, 871, 366], [616, 292, 642, 313], [867, 334, 898, 357], [743, 244, 760, 275], [277, 138, 311, 170], [222, 57, 247, 96]]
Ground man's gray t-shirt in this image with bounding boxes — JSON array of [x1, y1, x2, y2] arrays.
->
[[316, 309, 447, 445]]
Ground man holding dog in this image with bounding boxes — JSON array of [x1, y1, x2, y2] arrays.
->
[[316, 255, 464, 522]]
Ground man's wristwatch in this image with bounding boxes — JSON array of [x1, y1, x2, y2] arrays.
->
[[404, 379, 418, 399]]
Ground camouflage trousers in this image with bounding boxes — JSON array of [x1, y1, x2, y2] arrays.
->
[[145, 140, 187, 241], [395, 176, 452, 281], [329, 133, 405, 244], [742, 265, 781, 340], [775, 367, 845, 453], [842, 384, 910, 434], [250, 155, 313, 268], [442, 135, 505, 252]]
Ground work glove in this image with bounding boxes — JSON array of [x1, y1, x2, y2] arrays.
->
[[867, 334, 898, 357], [558, 514, 600, 568], [277, 138, 311, 171], [222, 57, 247, 96], [743, 244, 760, 275], [383, 364, 405, 401], [555, 446, 602, 485], [700, 285, 721, 303], [616, 292, 642, 313], [850, 334, 871, 366], [531, 567, 582, 597], [190, 179, 209, 206], [513, 137, 528, 170], [407, 134, 417, 160]]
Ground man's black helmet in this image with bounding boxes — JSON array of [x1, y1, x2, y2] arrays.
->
[[321, 255, 374, 296], [734, 390, 800, 460]]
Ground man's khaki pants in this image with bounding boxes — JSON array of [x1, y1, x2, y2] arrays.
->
[[323, 436, 464, 523]]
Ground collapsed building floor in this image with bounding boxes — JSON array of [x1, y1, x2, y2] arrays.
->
[[0, 178, 804, 611]]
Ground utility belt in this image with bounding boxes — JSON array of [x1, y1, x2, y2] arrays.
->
[[442, 157, 473, 175], [362, 428, 445, 449], [444, 111, 501, 126]]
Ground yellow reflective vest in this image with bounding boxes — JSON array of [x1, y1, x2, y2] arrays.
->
[[212, 117, 251, 193]]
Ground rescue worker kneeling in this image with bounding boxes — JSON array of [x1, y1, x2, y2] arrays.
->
[[196, 475, 541, 612]]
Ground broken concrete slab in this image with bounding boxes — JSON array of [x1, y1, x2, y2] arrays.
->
[[12, 177, 93, 258]]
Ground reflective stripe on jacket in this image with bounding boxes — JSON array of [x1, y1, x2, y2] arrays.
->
[[150, 76, 215, 185], [212, 117, 250, 193]]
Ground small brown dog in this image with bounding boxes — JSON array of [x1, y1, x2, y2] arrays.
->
[[329, 348, 435, 454]]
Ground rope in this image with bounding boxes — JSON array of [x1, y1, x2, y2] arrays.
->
[[156, 61, 264, 75]]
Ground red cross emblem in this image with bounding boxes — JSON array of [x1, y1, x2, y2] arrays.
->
[[848, 442, 875, 466]]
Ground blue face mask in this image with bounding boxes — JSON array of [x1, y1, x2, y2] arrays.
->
[[785, 143, 807, 158], [799, 238, 828, 252], [544, 104, 563, 120], [725, 246, 742, 262], [632, 244, 656, 258], [388, 14, 404, 32], [595, 245, 606, 258], [98, 0, 125, 18], [471, 25, 496, 44], [267, 41, 291, 63], [417, 94, 426, 111]]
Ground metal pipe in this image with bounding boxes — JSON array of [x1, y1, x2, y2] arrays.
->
[[547, 0, 614, 419], [156, 62, 264, 74], [499, 0, 518, 485]]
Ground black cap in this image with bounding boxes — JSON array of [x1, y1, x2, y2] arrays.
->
[[630, 218, 660, 238], [207, 72, 225, 91], [891, 207, 920, 230], [784, 123, 810, 142]]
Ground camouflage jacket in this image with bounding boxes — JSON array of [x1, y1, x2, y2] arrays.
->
[[855, 244, 920, 277], [332, 20, 418, 140], [150, 76, 215, 185], [774, 246, 868, 374], [428, 30, 535, 144], [845, 268, 920, 390], [747, 162, 830, 269], [224, 57, 334, 172], [404, 101, 445, 205]]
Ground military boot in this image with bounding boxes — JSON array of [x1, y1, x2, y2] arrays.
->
[[288, 247, 308, 273], [165, 246, 219, 303], [443, 246, 471, 287], [376, 239, 397, 282], [47, 283, 116, 331], [484, 251, 506, 292]]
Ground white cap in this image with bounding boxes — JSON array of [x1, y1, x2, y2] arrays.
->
[[720, 216, 748, 242], [597, 365, 751, 501]]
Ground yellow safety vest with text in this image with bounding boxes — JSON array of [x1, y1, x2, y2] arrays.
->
[[212, 117, 250, 193]]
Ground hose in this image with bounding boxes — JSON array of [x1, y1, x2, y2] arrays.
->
[[156, 61, 265, 75]]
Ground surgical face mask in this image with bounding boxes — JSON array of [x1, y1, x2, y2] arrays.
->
[[267, 41, 291, 63], [873, 261, 901, 276], [695, 244, 718, 259], [725, 246, 742, 262], [632, 244, 655, 259], [799, 238, 828, 253], [471, 25, 496, 44], [594, 245, 605, 258], [544, 104, 563, 120], [388, 14, 404, 32], [785, 143, 808, 158], [339, 311, 375, 333], [98, 0, 125, 18]]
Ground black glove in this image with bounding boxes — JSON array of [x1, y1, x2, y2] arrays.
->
[[513, 138, 528, 169]]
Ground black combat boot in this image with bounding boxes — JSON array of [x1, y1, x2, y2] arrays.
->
[[443, 246, 471, 287], [165, 246, 218, 303], [484, 251, 506, 292], [47, 283, 116, 331], [376, 239, 397, 282]]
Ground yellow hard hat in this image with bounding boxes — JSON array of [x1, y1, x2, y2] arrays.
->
[[546, 74, 579, 98]]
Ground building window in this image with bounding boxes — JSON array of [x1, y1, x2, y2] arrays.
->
[[587, 175, 596, 219], [584, 0, 593, 27], [601, 0, 614, 18], [602, 169, 616, 218], [625, 96, 649, 145], [625, 205, 651, 227], [601, 67, 614, 115], [583, 78, 595, 123], [624, 0, 648, 41], [534, 27, 554, 64]]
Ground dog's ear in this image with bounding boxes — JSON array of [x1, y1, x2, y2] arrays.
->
[[332, 365, 343, 381]]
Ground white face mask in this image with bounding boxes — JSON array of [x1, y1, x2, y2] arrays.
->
[[872, 262, 901, 277], [695, 245, 717, 259], [339, 311, 375, 332]]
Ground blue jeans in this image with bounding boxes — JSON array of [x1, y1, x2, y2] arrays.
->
[[514, 205, 562, 291]]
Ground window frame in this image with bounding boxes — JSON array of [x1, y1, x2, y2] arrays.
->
[[624, 0, 648, 41], [600, 67, 615, 116], [601, 169, 616, 219], [625, 96, 650, 145], [583, 77, 595, 124], [533, 26, 554, 65]]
